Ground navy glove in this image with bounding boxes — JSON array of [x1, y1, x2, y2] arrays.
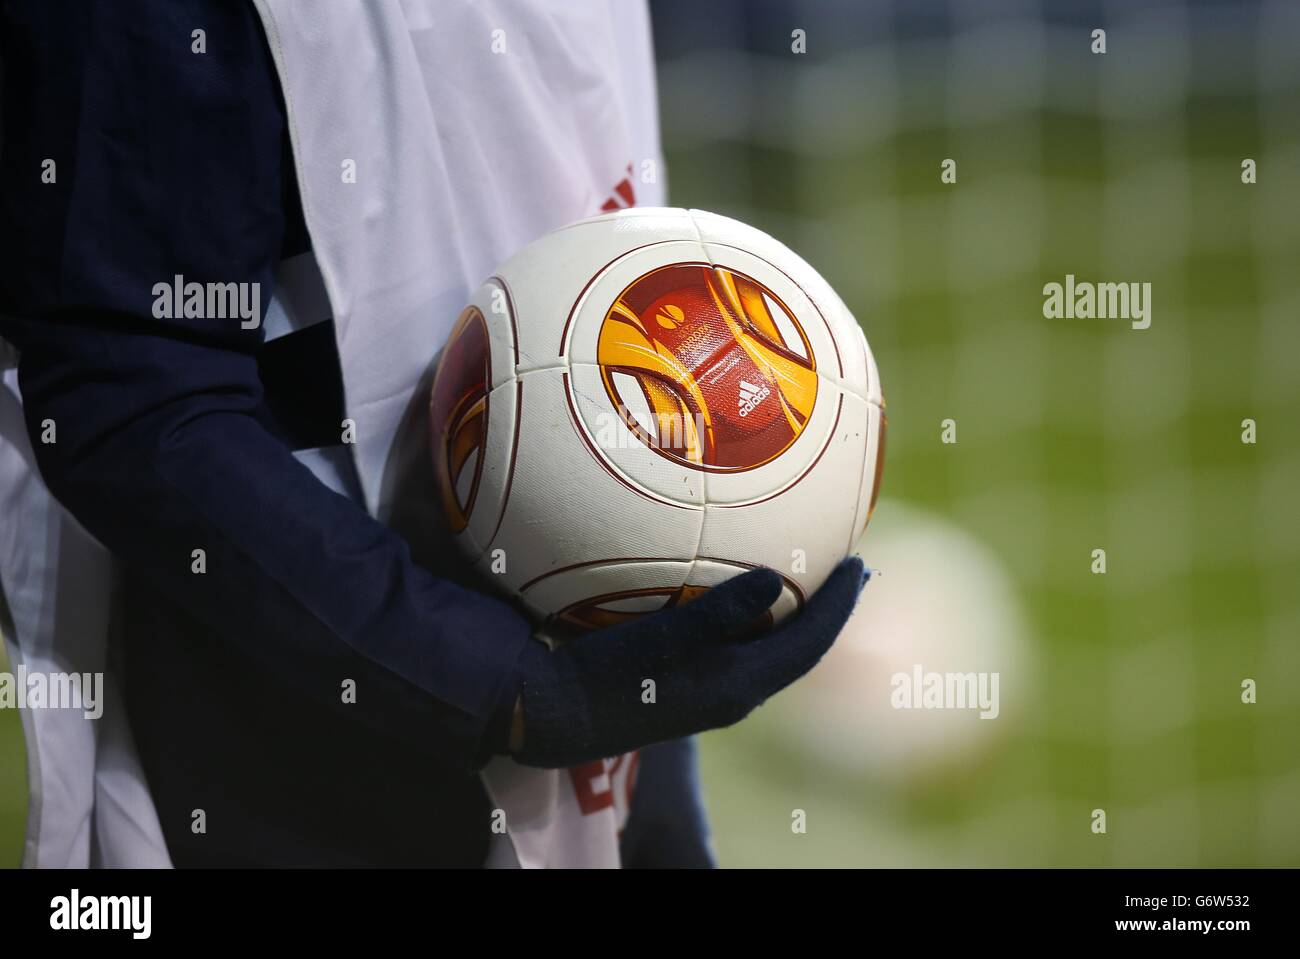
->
[[513, 556, 868, 769]]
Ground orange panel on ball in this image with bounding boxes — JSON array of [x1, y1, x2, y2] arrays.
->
[[429, 306, 491, 532], [597, 264, 819, 472]]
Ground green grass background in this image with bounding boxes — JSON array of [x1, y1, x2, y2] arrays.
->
[[0, 642, 23, 866], [658, 0, 1300, 866]]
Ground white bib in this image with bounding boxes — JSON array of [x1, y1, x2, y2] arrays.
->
[[251, 0, 664, 868]]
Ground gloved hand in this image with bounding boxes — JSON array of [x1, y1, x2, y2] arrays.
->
[[512, 556, 869, 769]]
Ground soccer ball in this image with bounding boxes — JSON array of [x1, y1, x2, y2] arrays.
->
[[429, 208, 885, 638]]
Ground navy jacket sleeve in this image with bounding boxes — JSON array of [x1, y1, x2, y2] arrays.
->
[[620, 737, 716, 868], [0, 0, 528, 771]]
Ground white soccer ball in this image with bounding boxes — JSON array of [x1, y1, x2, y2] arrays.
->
[[429, 208, 885, 638]]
